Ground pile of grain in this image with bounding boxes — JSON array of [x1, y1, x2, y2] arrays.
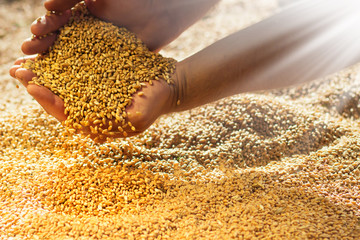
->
[[1, 67, 360, 238], [1, 0, 360, 239]]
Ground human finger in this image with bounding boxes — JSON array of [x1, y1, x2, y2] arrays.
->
[[9, 65, 20, 79], [13, 55, 37, 66], [14, 68, 36, 88], [21, 34, 57, 55], [31, 10, 72, 36], [27, 84, 67, 122], [10, 56, 36, 79], [44, 0, 81, 12]]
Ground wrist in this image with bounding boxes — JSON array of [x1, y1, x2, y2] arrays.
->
[[165, 61, 187, 114]]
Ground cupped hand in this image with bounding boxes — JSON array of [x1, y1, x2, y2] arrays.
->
[[11, 7, 178, 138], [10, 56, 177, 140]]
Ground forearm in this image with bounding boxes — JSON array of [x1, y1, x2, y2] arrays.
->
[[161, 0, 221, 35], [172, 0, 360, 112], [146, 0, 221, 51]]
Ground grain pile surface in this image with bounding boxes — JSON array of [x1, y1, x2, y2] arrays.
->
[[23, 3, 176, 140], [1, 0, 360, 239]]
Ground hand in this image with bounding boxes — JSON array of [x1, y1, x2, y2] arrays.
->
[[25, 0, 219, 52], [10, 56, 178, 140]]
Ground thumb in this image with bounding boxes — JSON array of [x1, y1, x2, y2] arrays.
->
[[27, 84, 67, 122]]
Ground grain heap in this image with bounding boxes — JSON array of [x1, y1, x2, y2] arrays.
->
[[2, 0, 360, 239], [23, 3, 176, 140], [2, 68, 360, 238]]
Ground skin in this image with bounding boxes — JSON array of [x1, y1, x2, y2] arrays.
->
[[10, 0, 360, 139]]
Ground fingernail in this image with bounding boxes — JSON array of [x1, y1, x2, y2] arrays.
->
[[35, 16, 45, 25]]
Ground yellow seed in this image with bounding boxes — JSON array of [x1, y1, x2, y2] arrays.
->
[[93, 119, 101, 125], [73, 123, 82, 129]]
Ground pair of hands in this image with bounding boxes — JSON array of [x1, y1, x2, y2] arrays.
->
[[10, 0, 184, 138]]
